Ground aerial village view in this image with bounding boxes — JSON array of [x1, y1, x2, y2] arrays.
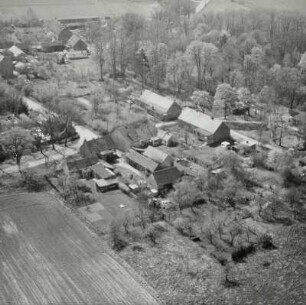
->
[[0, 0, 306, 304]]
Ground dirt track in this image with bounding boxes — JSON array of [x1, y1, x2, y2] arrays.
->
[[0, 192, 160, 305]]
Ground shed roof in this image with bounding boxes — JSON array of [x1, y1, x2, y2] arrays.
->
[[143, 146, 171, 164], [140, 90, 178, 114], [179, 107, 224, 135], [150, 167, 181, 187], [8, 45, 24, 57], [126, 149, 159, 172], [91, 163, 115, 179]]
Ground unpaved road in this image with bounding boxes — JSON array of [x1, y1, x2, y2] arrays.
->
[[0, 192, 160, 305], [22, 97, 99, 149]]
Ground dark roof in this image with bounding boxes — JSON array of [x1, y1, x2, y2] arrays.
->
[[67, 156, 98, 171], [150, 167, 181, 187], [91, 163, 115, 179], [126, 149, 159, 172], [80, 136, 116, 157]]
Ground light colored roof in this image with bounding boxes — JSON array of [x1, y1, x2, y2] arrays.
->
[[140, 90, 176, 114], [67, 34, 84, 47], [157, 129, 173, 141], [8, 45, 24, 57], [178, 107, 224, 135], [143, 146, 171, 164], [0, 54, 4, 62]]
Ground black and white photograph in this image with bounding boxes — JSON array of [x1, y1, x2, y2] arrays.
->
[[0, 0, 305, 304]]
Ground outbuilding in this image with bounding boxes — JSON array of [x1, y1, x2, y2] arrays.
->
[[147, 167, 181, 191], [143, 146, 173, 169], [66, 35, 88, 51], [178, 107, 230, 145], [137, 90, 182, 121], [125, 149, 160, 174]]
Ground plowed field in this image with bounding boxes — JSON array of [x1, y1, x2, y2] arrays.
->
[[0, 192, 159, 305]]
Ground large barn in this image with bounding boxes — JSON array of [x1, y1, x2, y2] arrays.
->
[[178, 107, 230, 145], [137, 90, 182, 121]]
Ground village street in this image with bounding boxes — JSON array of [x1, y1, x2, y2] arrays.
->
[[0, 97, 100, 174]]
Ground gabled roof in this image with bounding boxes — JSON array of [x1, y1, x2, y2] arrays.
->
[[157, 129, 173, 141], [66, 34, 86, 47], [150, 167, 181, 187], [91, 163, 115, 179], [143, 146, 171, 164], [126, 149, 159, 172], [81, 136, 116, 155], [179, 107, 225, 135], [67, 156, 98, 171], [140, 90, 178, 114], [8, 45, 24, 57]]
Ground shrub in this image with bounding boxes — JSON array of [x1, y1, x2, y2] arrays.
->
[[109, 221, 128, 251], [257, 234, 277, 250], [20, 172, 47, 192], [232, 244, 256, 263], [143, 224, 160, 245], [173, 217, 193, 237], [132, 242, 145, 252]]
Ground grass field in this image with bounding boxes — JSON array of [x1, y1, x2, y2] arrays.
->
[[0, 192, 159, 305], [204, 0, 306, 13], [0, 0, 159, 20]]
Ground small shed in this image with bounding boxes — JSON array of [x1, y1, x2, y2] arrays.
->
[[148, 167, 182, 190], [93, 178, 118, 193], [0, 55, 13, 78], [143, 146, 173, 168], [157, 129, 175, 146]]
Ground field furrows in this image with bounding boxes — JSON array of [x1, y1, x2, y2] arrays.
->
[[0, 193, 159, 305]]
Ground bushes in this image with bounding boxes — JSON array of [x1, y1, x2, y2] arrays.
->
[[20, 171, 47, 192], [109, 221, 129, 251]]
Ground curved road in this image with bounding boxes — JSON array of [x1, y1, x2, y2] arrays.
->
[[22, 97, 99, 149]]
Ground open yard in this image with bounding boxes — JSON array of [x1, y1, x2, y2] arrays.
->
[[0, 192, 159, 305], [0, 0, 160, 20]]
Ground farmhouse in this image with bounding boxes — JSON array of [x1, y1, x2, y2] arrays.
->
[[111, 123, 157, 152], [125, 149, 160, 174], [66, 35, 88, 51], [138, 90, 182, 121], [80, 136, 116, 161], [58, 27, 73, 44], [147, 167, 182, 191], [178, 107, 231, 145], [0, 55, 13, 78], [143, 146, 173, 168]]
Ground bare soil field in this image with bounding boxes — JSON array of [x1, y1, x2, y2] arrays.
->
[[0, 0, 160, 20], [0, 192, 159, 305], [204, 0, 306, 14]]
